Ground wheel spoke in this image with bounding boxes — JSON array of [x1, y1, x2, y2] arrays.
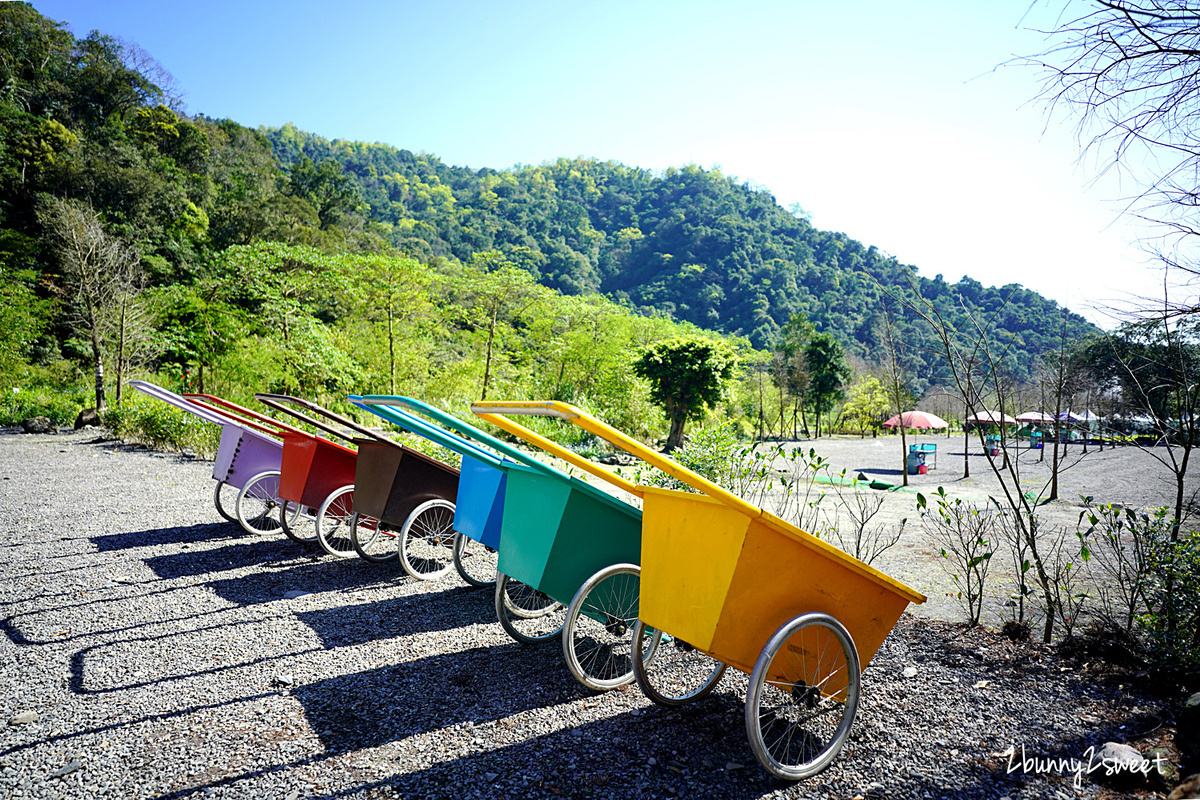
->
[[453, 534, 498, 587], [745, 614, 860, 780], [316, 486, 357, 558], [564, 564, 641, 690], [399, 499, 455, 580], [633, 620, 725, 707]]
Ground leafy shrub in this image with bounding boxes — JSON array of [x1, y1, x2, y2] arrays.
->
[[102, 394, 221, 455], [635, 423, 754, 493], [1142, 529, 1200, 682], [1, 383, 89, 427], [1077, 502, 1166, 632], [918, 487, 997, 626]]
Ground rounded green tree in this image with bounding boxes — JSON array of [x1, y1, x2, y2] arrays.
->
[[633, 337, 737, 451]]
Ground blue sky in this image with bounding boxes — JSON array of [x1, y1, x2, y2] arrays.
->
[[30, 0, 1168, 327]]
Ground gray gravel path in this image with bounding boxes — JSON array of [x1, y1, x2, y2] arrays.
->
[[0, 430, 1175, 800]]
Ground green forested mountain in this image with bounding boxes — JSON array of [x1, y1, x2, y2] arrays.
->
[[261, 125, 1098, 372]]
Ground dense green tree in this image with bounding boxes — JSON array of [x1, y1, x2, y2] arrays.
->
[[774, 312, 815, 437], [0, 265, 53, 380], [804, 332, 851, 438], [634, 337, 737, 450], [341, 253, 440, 394], [842, 376, 891, 437], [151, 284, 245, 393], [454, 251, 548, 400], [287, 155, 360, 230]]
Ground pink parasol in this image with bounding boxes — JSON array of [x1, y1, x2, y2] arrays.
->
[[882, 410, 950, 429]]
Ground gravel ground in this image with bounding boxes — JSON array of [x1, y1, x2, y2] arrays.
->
[[790, 432, 1200, 514], [0, 429, 1182, 800]]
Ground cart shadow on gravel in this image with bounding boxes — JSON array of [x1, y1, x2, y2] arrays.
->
[[89, 521, 243, 551], [63, 584, 496, 695], [273, 687, 787, 800], [291, 640, 592, 753], [292, 584, 494, 650], [0, 583, 250, 644], [141, 538, 330, 581], [199, 557, 429, 606]]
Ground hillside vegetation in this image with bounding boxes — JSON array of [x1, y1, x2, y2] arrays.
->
[[265, 125, 1097, 367], [0, 3, 1095, 440]]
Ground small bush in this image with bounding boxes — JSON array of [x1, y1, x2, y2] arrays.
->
[[918, 487, 997, 627], [635, 424, 769, 496], [102, 394, 220, 455], [1, 384, 89, 427], [1142, 529, 1200, 683]]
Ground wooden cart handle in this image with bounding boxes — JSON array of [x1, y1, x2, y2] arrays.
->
[[254, 393, 398, 448]]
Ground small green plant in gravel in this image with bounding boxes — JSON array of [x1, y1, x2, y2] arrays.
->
[[1142, 527, 1200, 682], [1077, 501, 1165, 633], [918, 487, 996, 627]]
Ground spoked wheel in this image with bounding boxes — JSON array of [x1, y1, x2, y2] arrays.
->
[[632, 620, 727, 706], [214, 480, 239, 524], [452, 533, 498, 587], [279, 499, 319, 546], [351, 512, 396, 563], [494, 573, 566, 644], [563, 563, 643, 691], [315, 485, 357, 558], [398, 499, 456, 580], [745, 613, 860, 780], [235, 471, 285, 535]]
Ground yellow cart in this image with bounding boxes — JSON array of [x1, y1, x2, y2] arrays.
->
[[472, 401, 926, 780]]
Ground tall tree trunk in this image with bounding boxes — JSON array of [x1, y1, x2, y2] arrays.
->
[[962, 425, 970, 479], [481, 306, 498, 401], [1049, 401, 1063, 502], [756, 370, 765, 442], [665, 397, 686, 451], [115, 299, 127, 406], [777, 381, 786, 439], [387, 307, 396, 395]]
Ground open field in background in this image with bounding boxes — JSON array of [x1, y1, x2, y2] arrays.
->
[[763, 433, 1200, 627]]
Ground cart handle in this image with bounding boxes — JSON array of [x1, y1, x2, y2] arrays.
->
[[476, 401, 928, 606], [183, 393, 305, 439], [253, 393, 360, 445], [129, 381, 236, 428], [353, 395, 558, 477], [350, 398, 509, 468], [254, 393, 399, 449], [472, 400, 766, 518]]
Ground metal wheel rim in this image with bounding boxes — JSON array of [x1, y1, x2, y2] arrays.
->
[[632, 620, 726, 706], [744, 613, 860, 780], [563, 563, 642, 691]]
